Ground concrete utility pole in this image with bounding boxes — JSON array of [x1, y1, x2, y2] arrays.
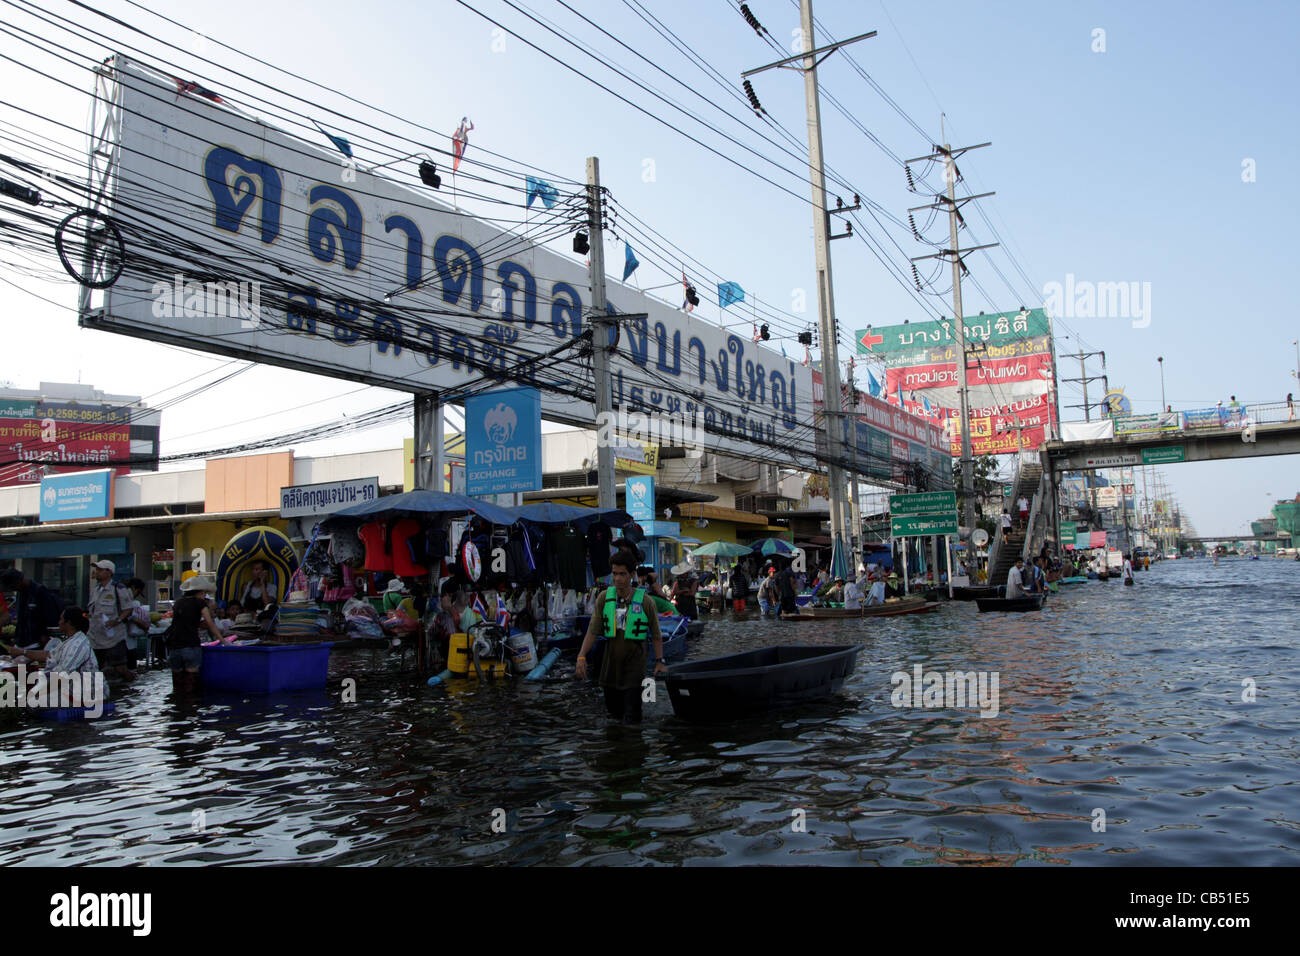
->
[[903, 139, 995, 579], [585, 157, 616, 510], [742, 2, 877, 572], [1061, 350, 1106, 421]]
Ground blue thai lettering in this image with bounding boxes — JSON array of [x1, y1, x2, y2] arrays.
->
[[385, 215, 423, 290], [307, 184, 363, 271], [204, 147, 282, 243], [433, 235, 484, 312]]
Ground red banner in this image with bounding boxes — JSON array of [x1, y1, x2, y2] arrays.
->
[[885, 350, 1054, 393], [0, 419, 132, 487]]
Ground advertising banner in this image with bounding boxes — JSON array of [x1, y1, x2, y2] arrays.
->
[[625, 475, 655, 522], [92, 59, 812, 466], [613, 440, 659, 476], [465, 387, 542, 495], [0, 398, 161, 487], [39, 469, 113, 522]]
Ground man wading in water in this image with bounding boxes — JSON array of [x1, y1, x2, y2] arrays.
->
[[576, 552, 665, 724]]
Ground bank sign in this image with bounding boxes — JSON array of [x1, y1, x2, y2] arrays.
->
[[465, 387, 541, 495], [87, 58, 813, 467], [626, 475, 655, 521], [39, 469, 113, 522]]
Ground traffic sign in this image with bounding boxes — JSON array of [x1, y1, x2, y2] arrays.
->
[[1142, 445, 1186, 464], [891, 513, 959, 537], [889, 491, 957, 517]]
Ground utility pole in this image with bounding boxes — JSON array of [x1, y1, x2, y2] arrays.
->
[[1061, 350, 1106, 421], [904, 140, 996, 578], [741, 1, 876, 574], [846, 357, 862, 556], [585, 157, 616, 510]]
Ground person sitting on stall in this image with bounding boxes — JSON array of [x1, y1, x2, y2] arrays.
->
[[1, 605, 100, 678], [843, 575, 864, 610], [884, 572, 903, 599], [382, 577, 413, 615], [239, 560, 277, 614], [823, 577, 846, 605]]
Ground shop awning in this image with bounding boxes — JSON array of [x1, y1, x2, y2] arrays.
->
[[328, 489, 518, 526]]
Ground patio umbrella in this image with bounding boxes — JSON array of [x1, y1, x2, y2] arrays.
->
[[829, 534, 852, 580], [506, 502, 630, 530], [690, 540, 752, 558], [750, 537, 795, 556]]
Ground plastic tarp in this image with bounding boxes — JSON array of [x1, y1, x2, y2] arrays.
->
[[1061, 420, 1115, 442], [327, 489, 519, 526], [505, 502, 630, 530]]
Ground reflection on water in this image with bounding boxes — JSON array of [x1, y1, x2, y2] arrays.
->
[[2, 558, 1297, 865]]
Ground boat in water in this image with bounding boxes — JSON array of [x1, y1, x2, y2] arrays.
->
[[951, 585, 1004, 601], [975, 595, 1044, 613], [780, 598, 939, 621], [664, 644, 863, 722]]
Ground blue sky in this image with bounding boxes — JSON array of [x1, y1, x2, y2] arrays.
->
[[2, 0, 1297, 535]]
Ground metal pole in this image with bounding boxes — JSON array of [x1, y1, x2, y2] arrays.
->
[[902, 537, 909, 595], [945, 144, 975, 577], [586, 157, 616, 510], [945, 534, 953, 598], [1158, 356, 1165, 412], [1080, 353, 1091, 422], [414, 392, 440, 491], [847, 360, 861, 555], [800, 0, 849, 567]]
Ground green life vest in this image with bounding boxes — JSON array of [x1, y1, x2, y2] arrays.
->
[[601, 586, 650, 641]]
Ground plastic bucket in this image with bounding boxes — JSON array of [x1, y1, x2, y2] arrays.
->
[[506, 632, 537, 674]]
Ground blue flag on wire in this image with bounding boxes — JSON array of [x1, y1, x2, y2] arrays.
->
[[623, 242, 640, 281], [312, 120, 352, 159], [525, 176, 558, 209], [717, 281, 745, 309], [866, 369, 882, 398]]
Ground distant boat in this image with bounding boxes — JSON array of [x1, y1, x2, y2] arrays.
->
[[951, 585, 1004, 601], [976, 595, 1044, 613], [664, 644, 863, 722], [781, 599, 939, 621]]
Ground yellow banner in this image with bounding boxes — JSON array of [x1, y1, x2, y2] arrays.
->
[[614, 440, 659, 475]]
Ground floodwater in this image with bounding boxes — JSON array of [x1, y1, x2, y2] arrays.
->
[[2, 557, 1297, 866]]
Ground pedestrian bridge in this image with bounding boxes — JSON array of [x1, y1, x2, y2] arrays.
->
[[1043, 401, 1300, 472]]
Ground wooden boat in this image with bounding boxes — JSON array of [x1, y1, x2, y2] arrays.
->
[[975, 595, 1044, 613], [664, 644, 863, 721], [1059, 576, 1088, 585], [951, 585, 1004, 601], [780, 599, 939, 621]]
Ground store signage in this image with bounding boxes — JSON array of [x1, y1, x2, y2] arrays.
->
[[1142, 445, 1186, 464], [465, 387, 542, 495], [0, 396, 162, 487], [889, 491, 957, 517], [279, 477, 380, 517], [625, 475, 656, 522], [90, 59, 812, 466], [638, 519, 679, 538], [39, 469, 113, 522], [856, 309, 1050, 356], [613, 440, 659, 476], [891, 513, 959, 537]]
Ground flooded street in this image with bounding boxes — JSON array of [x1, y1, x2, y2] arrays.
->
[[3, 557, 1297, 866]]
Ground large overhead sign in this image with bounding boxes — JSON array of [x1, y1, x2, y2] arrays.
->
[[855, 309, 1056, 453], [85, 58, 813, 465]]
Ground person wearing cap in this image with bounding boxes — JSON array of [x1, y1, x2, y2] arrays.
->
[[757, 566, 778, 617], [169, 576, 225, 691], [87, 559, 136, 682], [884, 571, 903, 600], [0, 567, 64, 649]]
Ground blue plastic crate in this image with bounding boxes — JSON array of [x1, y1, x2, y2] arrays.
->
[[200, 643, 333, 693], [37, 700, 117, 721]]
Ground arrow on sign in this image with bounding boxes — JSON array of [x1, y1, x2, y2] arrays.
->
[[859, 329, 883, 351]]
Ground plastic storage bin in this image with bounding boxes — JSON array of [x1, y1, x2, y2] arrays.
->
[[201, 643, 333, 693], [37, 701, 117, 721]]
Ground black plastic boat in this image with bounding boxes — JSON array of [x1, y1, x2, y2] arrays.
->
[[663, 644, 863, 722], [975, 595, 1044, 612], [952, 585, 1004, 601]]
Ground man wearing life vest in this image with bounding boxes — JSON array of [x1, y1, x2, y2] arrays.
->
[[575, 552, 665, 723]]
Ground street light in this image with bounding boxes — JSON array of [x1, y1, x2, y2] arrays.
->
[[1157, 356, 1166, 412]]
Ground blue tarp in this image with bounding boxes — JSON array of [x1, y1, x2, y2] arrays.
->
[[328, 489, 519, 526], [506, 502, 630, 530]]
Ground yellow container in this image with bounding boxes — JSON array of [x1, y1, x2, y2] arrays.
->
[[447, 633, 509, 679]]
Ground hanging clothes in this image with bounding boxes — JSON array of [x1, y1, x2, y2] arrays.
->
[[358, 519, 394, 572], [390, 518, 429, 577], [553, 525, 589, 591], [586, 520, 613, 578]]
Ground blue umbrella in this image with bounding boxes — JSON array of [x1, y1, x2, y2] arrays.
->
[[328, 489, 519, 526], [750, 537, 795, 556]]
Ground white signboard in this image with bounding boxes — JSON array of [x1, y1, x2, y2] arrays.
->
[[280, 477, 380, 517], [1083, 454, 1138, 468], [87, 58, 813, 465]]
